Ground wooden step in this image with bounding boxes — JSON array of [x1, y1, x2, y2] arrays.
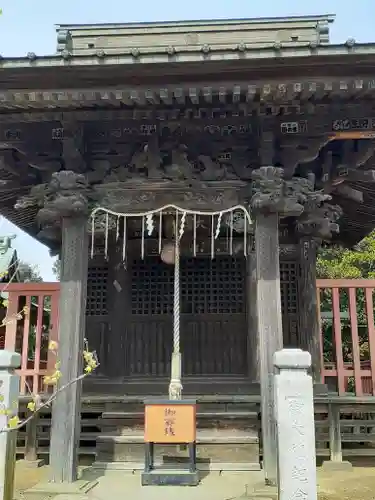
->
[[101, 411, 258, 420], [98, 428, 259, 444], [102, 400, 260, 413], [92, 460, 261, 471], [93, 395, 261, 470], [99, 411, 259, 434], [95, 428, 260, 468]]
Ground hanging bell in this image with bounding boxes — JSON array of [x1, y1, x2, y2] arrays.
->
[[161, 242, 176, 265]]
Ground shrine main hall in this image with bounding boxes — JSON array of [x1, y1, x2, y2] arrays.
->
[[2, 13, 375, 484]]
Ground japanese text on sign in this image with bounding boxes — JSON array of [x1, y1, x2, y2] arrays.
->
[[332, 118, 375, 131], [164, 407, 176, 437], [144, 402, 196, 443]]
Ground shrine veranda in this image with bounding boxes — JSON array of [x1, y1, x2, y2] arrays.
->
[[2, 14, 375, 479]]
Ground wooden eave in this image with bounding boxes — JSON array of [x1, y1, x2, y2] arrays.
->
[[56, 14, 336, 31], [0, 42, 375, 90], [0, 47, 375, 113], [2, 44, 375, 247], [331, 181, 375, 246]]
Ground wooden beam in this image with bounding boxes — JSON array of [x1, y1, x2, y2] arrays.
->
[[334, 184, 364, 203], [346, 169, 375, 182], [279, 136, 332, 178], [330, 131, 375, 140]]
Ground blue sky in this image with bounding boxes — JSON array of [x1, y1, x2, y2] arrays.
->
[[0, 0, 374, 280]]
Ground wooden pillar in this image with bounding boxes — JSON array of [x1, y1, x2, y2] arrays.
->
[[298, 237, 322, 383], [49, 216, 88, 483], [246, 251, 260, 382], [255, 212, 283, 486]]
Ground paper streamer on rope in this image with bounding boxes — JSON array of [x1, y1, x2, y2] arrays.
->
[[90, 204, 252, 261], [89, 203, 252, 401]]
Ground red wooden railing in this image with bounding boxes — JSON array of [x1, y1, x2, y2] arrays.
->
[[0, 283, 59, 394], [317, 279, 375, 396]]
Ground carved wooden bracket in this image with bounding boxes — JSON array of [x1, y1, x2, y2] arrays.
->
[[0, 147, 35, 180], [250, 166, 343, 239], [296, 194, 342, 241], [30, 171, 94, 225], [278, 136, 332, 179], [250, 166, 312, 217]]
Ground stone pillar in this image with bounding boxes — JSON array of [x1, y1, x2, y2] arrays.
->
[[274, 348, 317, 500], [0, 351, 20, 500], [298, 237, 322, 383], [34, 171, 91, 484]]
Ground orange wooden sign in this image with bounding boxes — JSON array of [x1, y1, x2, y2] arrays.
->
[[144, 402, 196, 444]]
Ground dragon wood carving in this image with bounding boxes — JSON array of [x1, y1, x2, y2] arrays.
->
[[101, 138, 252, 184]]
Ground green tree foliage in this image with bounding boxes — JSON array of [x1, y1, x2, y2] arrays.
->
[[52, 259, 61, 281], [18, 261, 43, 282], [317, 230, 375, 279], [317, 233, 375, 374]]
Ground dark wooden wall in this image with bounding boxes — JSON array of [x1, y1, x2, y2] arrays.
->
[[84, 242, 300, 379]]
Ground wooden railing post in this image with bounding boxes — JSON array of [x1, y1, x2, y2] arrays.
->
[[21, 408, 44, 468], [3, 291, 19, 352], [317, 279, 375, 396], [322, 403, 352, 471]]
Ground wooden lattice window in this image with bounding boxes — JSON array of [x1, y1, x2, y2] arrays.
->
[[130, 256, 245, 315], [86, 265, 109, 316], [181, 257, 245, 314], [131, 258, 174, 315], [280, 261, 298, 314]]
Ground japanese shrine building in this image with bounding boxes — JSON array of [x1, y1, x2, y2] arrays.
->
[[2, 13, 375, 483]]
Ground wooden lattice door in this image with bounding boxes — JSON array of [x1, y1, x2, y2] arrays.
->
[[127, 255, 248, 377], [280, 260, 299, 346]]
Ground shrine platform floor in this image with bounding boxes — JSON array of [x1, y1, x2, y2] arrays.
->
[[15, 461, 375, 500]]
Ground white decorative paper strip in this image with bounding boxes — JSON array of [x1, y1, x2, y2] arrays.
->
[[146, 213, 154, 236], [89, 204, 252, 260]]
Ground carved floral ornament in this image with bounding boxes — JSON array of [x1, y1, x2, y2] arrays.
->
[[250, 166, 343, 240], [89, 204, 253, 263]]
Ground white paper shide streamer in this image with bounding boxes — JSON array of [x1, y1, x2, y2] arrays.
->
[[90, 204, 252, 400]]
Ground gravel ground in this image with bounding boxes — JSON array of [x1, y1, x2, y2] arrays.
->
[[13, 461, 375, 500]]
